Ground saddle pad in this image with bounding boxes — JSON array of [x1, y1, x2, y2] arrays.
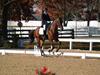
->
[[43, 25, 45, 30], [39, 27, 44, 35]]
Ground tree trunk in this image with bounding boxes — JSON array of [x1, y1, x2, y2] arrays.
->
[[2, 0, 9, 40]]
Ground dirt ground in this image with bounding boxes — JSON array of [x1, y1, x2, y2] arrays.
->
[[0, 54, 100, 75]]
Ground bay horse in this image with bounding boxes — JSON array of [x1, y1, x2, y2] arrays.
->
[[29, 17, 63, 56]]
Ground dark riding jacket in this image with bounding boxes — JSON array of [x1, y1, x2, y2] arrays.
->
[[41, 11, 51, 27]]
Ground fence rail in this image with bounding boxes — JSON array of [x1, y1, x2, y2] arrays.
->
[[59, 38, 100, 51], [74, 27, 100, 37], [7, 29, 74, 40], [58, 29, 74, 39], [0, 49, 100, 59]]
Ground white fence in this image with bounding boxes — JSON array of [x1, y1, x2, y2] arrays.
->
[[0, 49, 100, 59], [7, 20, 100, 37], [2, 20, 100, 59], [1, 38, 100, 59], [7, 20, 100, 29], [59, 38, 100, 51]]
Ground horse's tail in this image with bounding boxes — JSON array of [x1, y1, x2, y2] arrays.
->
[[29, 30, 35, 44]]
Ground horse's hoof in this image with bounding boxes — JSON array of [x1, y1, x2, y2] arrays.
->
[[57, 52, 63, 56], [41, 52, 45, 56], [56, 49, 59, 52], [61, 52, 64, 55], [53, 51, 55, 55], [48, 50, 51, 53]]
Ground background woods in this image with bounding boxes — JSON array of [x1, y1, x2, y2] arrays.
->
[[0, 0, 99, 21], [0, 0, 99, 40]]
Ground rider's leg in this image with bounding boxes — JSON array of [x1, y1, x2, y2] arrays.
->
[[44, 22, 50, 39], [44, 26, 47, 39]]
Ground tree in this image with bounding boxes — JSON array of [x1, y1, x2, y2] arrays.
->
[[1, 0, 98, 21], [1, 0, 35, 39], [2, 0, 10, 40]]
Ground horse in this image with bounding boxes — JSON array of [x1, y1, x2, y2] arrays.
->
[[29, 17, 63, 56]]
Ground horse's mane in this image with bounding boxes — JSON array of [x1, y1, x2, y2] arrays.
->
[[47, 19, 59, 35]]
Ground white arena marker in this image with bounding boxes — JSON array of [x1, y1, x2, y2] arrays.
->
[[2, 50, 5, 55], [34, 45, 41, 56], [81, 54, 86, 59]]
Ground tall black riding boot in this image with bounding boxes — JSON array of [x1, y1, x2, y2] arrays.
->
[[44, 30, 47, 39]]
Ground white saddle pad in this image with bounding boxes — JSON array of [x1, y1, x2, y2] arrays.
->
[[39, 27, 44, 35]]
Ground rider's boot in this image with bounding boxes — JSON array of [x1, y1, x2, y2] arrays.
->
[[44, 30, 48, 39]]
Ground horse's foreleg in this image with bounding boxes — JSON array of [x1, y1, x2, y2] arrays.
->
[[55, 41, 63, 56], [56, 41, 61, 52]]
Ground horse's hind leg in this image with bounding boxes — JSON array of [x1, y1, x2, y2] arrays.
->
[[40, 49, 45, 56], [39, 39, 46, 56]]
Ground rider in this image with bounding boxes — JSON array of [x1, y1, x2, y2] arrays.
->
[[41, 8, 51, 38]]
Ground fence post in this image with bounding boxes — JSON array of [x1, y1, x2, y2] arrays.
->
[[69, 41, 72, 50], [89, 42, 92, 51], [72, 29, 74, 39]]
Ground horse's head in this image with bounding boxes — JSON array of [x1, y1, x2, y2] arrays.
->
[[56, 17, 63, 30]]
